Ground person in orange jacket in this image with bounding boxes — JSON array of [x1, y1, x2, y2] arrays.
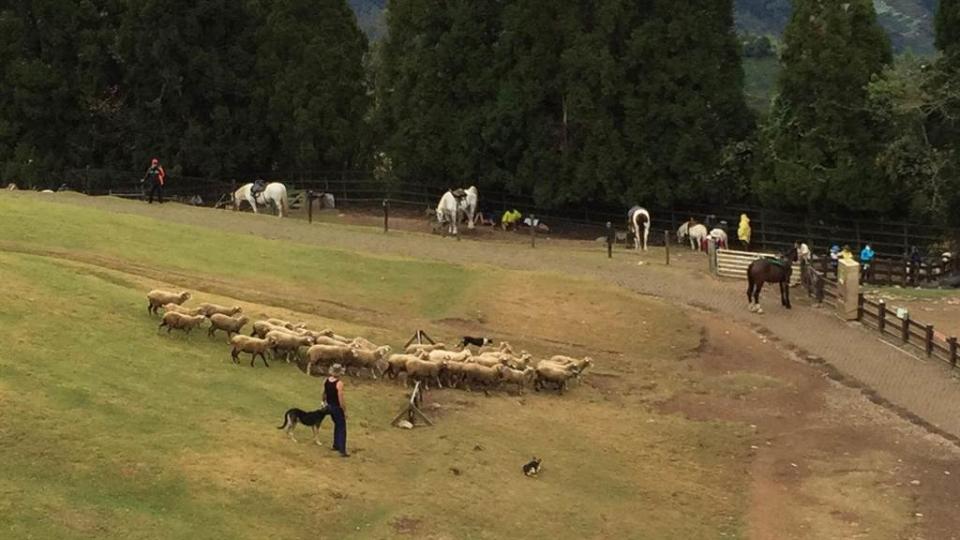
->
[[142, 158, 166, 204]]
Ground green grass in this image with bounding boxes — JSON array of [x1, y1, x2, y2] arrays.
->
[[0, 194, 751, 539]]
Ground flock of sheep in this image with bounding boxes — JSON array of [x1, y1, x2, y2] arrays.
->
[[147, 289, 592, 395]]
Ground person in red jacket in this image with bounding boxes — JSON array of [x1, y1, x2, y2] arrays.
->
[[142, 158, 166, 204]]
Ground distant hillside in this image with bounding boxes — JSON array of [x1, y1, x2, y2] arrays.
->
[[349, 0, 937, 53]]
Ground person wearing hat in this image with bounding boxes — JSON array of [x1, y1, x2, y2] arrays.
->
[[737, 213, 751, 250], [323, 364, 349, 457], [859, 244, 875, 282], [141, 158, 166, 204]]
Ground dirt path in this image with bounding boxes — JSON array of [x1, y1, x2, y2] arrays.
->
[[31, 194, 960, 444]]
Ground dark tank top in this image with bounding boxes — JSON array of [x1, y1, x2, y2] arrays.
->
[[325, 378, 341, 409]]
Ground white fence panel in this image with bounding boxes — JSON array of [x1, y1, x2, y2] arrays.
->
[[715, 248, 801, 286]]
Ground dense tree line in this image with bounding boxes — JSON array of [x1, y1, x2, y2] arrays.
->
[[0, 0, 368, 184], [1, 0, 959, 232]]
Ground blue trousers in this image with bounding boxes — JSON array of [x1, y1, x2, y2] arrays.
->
[[329, 406, 347, 453]]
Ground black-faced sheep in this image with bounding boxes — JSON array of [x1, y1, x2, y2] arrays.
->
[[197, 303, 243, 317], [230, 335, 276, 367], [147, 290, 191, 315], [158, 312, 206, 334], [208, 314, 249, 341]]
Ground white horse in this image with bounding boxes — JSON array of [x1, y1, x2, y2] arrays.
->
[[435, 186, 479, 235], [627, 206, 651, 251], [233, 182, 289, 218], [708, 227, 728, 249]]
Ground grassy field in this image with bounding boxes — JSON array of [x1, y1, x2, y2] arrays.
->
[[0, 195, 752, 539]]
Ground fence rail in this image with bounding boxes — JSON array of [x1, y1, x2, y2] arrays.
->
[[857, 295, 958, 367], [56, 168, 959, 258], [715, 248, 801, 286]]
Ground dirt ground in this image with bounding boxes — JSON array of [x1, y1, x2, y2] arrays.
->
[[11, 192, 960, 538]]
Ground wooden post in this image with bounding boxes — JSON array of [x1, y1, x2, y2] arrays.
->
[[383, 198, 389, 233], [857, 292, 865, 320], [530, 214, 536, 248], [390, 381, 433, 428], [815, 275, 824, 304], [664, 231, 670, 265], [949, 337, 958, 367], [925, 325, 935, 357], [901, 313, 910, 343], [606, 222, 613, 259], [307, 190, 314, 224], [877, 300, 886, 334]]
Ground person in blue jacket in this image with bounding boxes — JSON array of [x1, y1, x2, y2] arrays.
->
[[860, 244, 875, 282]]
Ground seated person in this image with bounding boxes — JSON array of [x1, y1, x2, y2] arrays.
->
[[501, 209, 522, 231]]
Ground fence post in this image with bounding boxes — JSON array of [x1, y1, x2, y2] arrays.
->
[[877, 299, 886, 334], [383, 199, 389, 233], [857, 293, 864, 320], [816, 275, 824, 305], [925, 325, 935, 357], [606, 222, 613, 259], [901, 313, 910, 343], [530, 214, 536, 248], [307, 190, 313, 224], [949, 337, 958, 367], [664, 231, 670, 265]]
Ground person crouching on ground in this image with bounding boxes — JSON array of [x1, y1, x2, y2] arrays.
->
[[324, 364, 349, 457]]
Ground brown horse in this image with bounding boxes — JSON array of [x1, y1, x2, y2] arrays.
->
[[746, 252, 794, 313]]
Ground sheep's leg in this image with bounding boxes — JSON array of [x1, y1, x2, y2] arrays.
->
[[231, 349, 240, 364], [207, 326, 215, 337]]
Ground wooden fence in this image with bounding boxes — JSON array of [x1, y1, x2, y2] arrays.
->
[[857, 295, 959, 368], [811, 256, 957, 287], [715, 248, 801, 286], [800, 259, 840, 308]]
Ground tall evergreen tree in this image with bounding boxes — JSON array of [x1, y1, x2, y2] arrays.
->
[[758, 0, 892, 214], [118, 0, 264, 178], [935, 0, 960, 54], [256, 0, 370, 174]]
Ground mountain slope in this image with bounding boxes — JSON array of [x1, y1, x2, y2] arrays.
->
[[349, 0, 937, 53]]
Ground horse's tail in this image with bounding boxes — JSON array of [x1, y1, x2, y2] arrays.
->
[[746, 262, 755, 298], [278, 186, 289, 217]]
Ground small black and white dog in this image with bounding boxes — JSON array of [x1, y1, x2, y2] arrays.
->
[[459, 336, 493, 348], [522, 457, 542, 477], [277, 407, 329, 445]]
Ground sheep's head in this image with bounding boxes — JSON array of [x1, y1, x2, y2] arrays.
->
[[319, 328, 335, 337], [179, 292, 192, 302], [416, 350, 429, 359], [582, 357, 594, 367], [230, 306, 243, 315], [266, 335, 279, 346], [375, 346, 392, 358], [237, 315, 250, 325]]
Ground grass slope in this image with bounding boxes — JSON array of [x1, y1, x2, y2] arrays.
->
[[0, 194, 749, 539]]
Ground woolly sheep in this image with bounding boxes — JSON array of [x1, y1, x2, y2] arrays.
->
[[385, 353, 421, 379], [498, 366, 537, 395], [350, 336, 381, 351], [267, 330, 315, 363], [548, 355, 593, 374], [250, 320, 298, 339], [348, 345, 392, 379], [404, 358, 446, 390], [441, 360, 470, 388], [230, 335, 276, 367], [208, 314, 250, 341], [305, 345, 356, 376], [158, 312, 206, 334], [266, 318, 305, 330], [468, 354, 508, 369], [460, 363, 502, 392], [404, 342, 446, 354], [147, 289, 191, 315], [423, 349, 472, 364], [197, 303, 243, 317], [162, 303, 204, 316], [535, 363, 578, 394]]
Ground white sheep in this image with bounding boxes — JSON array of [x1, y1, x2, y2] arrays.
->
[[461, 362, 502, 392], [498, 366, 537, 395], [305, 345, 356, 376], [158, 312, 206, 334], [385, 353, 421, 379], [230, 335, 276, 367], [535, 363, 578, 394], [404, 342, 446, 354], [147, 290, 191, 316], [404, 358, 446, 390], [250, 320, 298, 339], [207, 314, 249, 340], [267, 330, 315, 363], [266, 317, 305, 330], [162, 303, 204, 316], [197, 303, 243, 317], [423, 349, 471, 364], [348, 345, 392, 379]]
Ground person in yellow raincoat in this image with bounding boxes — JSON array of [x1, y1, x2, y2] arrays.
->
[[737, 213, 751, 250], [501, 209, 522, 231]]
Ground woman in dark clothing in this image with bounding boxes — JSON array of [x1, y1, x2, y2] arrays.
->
[[324, 364, 349, 457]]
